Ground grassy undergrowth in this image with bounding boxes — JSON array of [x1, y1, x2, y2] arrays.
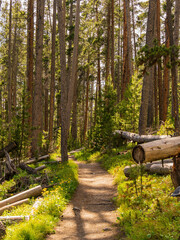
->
[[1, 154, 78, 240], [75, 146, 180, 240]]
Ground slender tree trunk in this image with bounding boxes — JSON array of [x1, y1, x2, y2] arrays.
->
[[162, 19, 170, 122], [12, 17, 18, 116], [111, 0, 115, 88], [49, 0, 56, 148], [121, 0, 133, 100], [96, 1, 101, 100], [58, 0, 80, 162], [166, 0, 179, 134], [83, 65, 89, 142], [157, 0, 163, 124], [154, 66, 158, 127], [131, 0, 137, 60], [106, 1, 111, 84], [71, 71, 78, 143], [27, 0, 34, 138], [31, 0, 45, 156], [139, 0, 157, 134], [8, 0, 12, 125]]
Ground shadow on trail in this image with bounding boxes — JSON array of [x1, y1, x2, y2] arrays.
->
[[63, 162, 121, 240]]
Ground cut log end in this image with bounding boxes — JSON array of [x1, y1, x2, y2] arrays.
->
[[132, 145, 145, 163]]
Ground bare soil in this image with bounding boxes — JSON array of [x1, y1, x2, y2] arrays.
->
[[46, 160, 123, 240]]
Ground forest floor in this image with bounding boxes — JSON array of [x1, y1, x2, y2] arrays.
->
[[46, 158, 124, 240]]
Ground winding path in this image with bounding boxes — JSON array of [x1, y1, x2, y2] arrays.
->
[[46, 160, 122, 240]]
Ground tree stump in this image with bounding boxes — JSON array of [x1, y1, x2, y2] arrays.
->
[[171, 156, 180, 188]]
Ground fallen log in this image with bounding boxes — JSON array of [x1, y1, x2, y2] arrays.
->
[[0, 185, 42, 208], [0, 199, 29, 215], [124, 161, 173, 177], [26, 155, 50, 165], [0, 142, 17, 159], [114, 130, 171, 143], [19, 163, 46, 174], [132, 136, 180, 163], [0, 216, 30, 221]]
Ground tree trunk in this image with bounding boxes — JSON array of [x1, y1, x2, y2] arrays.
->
[[171, 156, 180, 188], [121, 0, 132, 100], [139, 0, 157, 134], [83, 66, 89, 142], [162, 19, 170, 122], [31, 0, 45, 156], [27, 0, 34, 138], [106, 1, 111, 84], [49, 0, 56, 148], [166, 0, 179, 134], [111, 0, 115, 88], [115, 130, 170, 143], [7, 0, 12, 125], [58, 0, 80, 162], [132, 136, 180, 163], [0, 185, 42, 208], [157, 0, 163, 123]]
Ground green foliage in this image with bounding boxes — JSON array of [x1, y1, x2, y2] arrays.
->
[[89, 84, 117, 151], [136, 39, 179, 74], [3, 157, 78, 240], [117, 72, 142, 132], [75, 147, 180, 240], [157, 119, 175, 135]]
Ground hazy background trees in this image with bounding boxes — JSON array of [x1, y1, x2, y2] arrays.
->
[[0, 0, 179, 159]]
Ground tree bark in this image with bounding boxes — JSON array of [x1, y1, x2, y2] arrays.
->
[[31, 0, 45, 156], [132, 136, 180, 163], [166, 0, 179, 134], [162, 19, 170, 122], [58, 0, 80, 162], [115, 130, 170, 143], [7, 0, 12, 125], [27, 0, 34, 138], [171, 156, 180, 188], [139, 0, 157, 134], [0, 185, 42, 208], [49, 0, 57, 148]]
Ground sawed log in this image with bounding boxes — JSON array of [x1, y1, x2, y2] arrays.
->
[[114, 130, 171, 143], [0, 199, 29, 215], [132, 136, 180, 163], [0, 185, 42, 208], [26, 155, 50, 165]]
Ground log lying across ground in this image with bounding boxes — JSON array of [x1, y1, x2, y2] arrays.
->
[[132, 136, 180, 163], [0, 216, 30, 221], [0, 185, 42, 208], [124, 159, 173, 177], [26, 155, 50, 165], [0, 199, 29, 215], [19, 163, 46, 174], [114, 130, 171, 143]]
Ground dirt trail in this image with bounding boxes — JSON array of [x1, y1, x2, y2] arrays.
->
[[46, 160, 122, 240]]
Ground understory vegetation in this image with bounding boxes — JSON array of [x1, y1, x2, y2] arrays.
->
[[0, 155, 78, 240], [75, 146, 180, 240]]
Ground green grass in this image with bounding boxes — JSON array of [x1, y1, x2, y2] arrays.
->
[[75, 146, 180, 240], [2, 155, 78, 240]]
